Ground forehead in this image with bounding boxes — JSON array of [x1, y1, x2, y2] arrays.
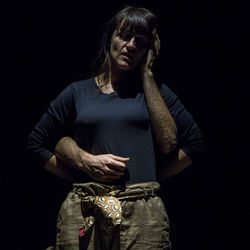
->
[[116, 18, 151, 39]]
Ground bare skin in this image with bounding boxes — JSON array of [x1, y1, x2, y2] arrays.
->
[[98, 29, 177, 153], [140, 33, 191, 174], [44, 28, 191, 182], [56, 137, 129, 182], [45, 141, 192, 181], [141, 50, 177, 153]]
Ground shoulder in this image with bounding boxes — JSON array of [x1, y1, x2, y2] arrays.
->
[[52, 78, 95, 104], [70, 77, 95, 90], [69, 77, 96, 96]]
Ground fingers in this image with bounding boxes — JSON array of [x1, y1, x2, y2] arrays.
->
[[105, 154, 130, 171], [146, 50, 155, 69], [106, 159, 125, 170], [102, 166, 125, 176], [92, 168, 123, 177], [150, 30, 160, 57], [83, 153, 130, 182], [154, 33, 160, 56], [108, 154, 130, 162]]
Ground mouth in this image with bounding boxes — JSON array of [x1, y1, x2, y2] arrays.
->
[[120, 52, 134, 63]]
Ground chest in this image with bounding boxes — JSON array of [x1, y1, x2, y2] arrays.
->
[[74, 93, 150, 129]]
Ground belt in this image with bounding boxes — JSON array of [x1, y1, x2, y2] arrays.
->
[[73, 182, 160, 237]]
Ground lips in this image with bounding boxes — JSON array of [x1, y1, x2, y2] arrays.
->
[[120, 52, 134, 62]]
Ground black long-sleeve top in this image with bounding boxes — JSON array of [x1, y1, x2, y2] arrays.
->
[[27, 77, 206, 184]]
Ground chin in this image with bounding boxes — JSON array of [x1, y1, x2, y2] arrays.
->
[[118, 62, 137, 71], [112, 57, 139, 71]]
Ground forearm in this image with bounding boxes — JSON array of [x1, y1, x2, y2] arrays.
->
[[44, 155, 77, 181], [54, 136, 92, 170], [44, 137, 94, 181], [54, 137, 129, 183], [158, 149, 192, 179], [143, 71, 177, 153]]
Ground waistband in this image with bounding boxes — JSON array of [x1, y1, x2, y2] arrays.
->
[[73, 181, 160, 201], [73, 182, 161, 233]]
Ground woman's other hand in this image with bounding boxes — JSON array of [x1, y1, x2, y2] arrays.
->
[[55, 136, 130, 183], [80, 153, 130, 183], [141, 29, 160, 74]]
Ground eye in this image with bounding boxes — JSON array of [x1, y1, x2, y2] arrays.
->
[[135, 38, 148, 48], [118, 32, 148, 48], [118, 32, 131, 41]]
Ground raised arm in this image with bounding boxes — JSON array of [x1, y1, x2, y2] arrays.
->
[[143, 69, 177, 154], [156, 84, 206, 180], [142, 37, 177, 154], [141, 34, 205, 179], [142, 67, 195, 179]]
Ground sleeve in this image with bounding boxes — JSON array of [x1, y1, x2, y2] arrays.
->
[[159, 83, 206, 164], [26, 83, 76, 168]]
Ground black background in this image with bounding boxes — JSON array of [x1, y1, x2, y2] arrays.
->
[[1, 0, 249, 249]]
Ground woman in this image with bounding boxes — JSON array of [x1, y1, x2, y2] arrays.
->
[[27, 6, 205, 250]]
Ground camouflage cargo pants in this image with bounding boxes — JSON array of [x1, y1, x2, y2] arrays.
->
[[54, 182, 171, 250]]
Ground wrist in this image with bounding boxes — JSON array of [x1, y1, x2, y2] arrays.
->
[[142, 69, 154, 81], [77, 149, 94, 171]]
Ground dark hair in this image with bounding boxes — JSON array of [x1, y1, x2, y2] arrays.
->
[[91, 6, 160, 86]]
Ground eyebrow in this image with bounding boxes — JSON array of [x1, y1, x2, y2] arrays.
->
[[123, 32, 148, 40]]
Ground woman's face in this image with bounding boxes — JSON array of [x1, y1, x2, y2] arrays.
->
[[109, 29, 149, 71]]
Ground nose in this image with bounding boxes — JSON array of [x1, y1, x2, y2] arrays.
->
[[126, 37, 136, 50]]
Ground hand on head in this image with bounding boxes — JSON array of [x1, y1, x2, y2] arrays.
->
[[140, 30, 160, 73]]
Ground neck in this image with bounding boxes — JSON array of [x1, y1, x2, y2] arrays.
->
[[97, 63, 125, 93], [109, 61, 125, 90], [96, 63, 141, 95]]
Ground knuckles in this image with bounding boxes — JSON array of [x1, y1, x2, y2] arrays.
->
[[87, 153, 125, 182]]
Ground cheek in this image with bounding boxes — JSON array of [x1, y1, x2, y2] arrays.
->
[[111, 39, 122, 55], [136, 50, 147, 64], [111, 42, 117, 53]]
